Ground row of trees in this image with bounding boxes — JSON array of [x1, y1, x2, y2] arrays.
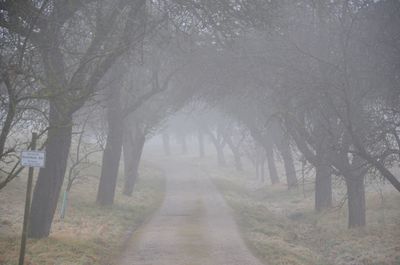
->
[[155, 0, 399, 229], [188, 0, 400, 228], [1, 0, 398, 240], [0, 0, 278, 238]]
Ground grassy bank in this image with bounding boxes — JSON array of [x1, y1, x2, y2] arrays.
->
[[0, 163, 165, 265], [211, 168, 400, 265]]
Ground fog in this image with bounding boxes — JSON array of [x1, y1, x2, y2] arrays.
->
[[0, 1, 399, 264]]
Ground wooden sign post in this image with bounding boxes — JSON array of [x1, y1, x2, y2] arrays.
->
[[18, 132, 44, 265]]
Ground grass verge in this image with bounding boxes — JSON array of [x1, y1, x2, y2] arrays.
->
[[211, 168, 400, 265], [0, 163, 165, 265]]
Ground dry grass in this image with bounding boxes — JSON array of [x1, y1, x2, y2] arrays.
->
[[211, 168, 400, 265], [0, 161, 165, 265]]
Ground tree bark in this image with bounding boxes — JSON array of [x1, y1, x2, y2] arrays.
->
[[123, 124, 145, 196], [29, 102, 72, 238], [277, 139, 298, 189], [264, 143, 279, 185], [345, 174, 366, 228], [96, 86, 123, 206], [315, 163, 332, 211]]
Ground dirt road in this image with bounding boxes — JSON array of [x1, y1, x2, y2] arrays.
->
[[118, 157, 263, 265]]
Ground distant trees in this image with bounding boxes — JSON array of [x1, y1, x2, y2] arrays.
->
[[223, 124, 246, 171], [121, 65, 196, 194], [205, 123, 228, 167], [96, 56, 182, 204], [186, 0, 399, 228]]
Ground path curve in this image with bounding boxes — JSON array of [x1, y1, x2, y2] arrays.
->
[[118, 157, 264, 265]]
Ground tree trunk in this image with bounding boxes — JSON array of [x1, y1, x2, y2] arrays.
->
[[162, 132, 170, 156], [227, 142, 242, 171], [277, 139, 298, 189], [264, 143, 279, 185], [96, 86, 123, 206], [228, 144, 242, 171], [123, 128, 134, 196], [206, 128, 226, 167], [315, 163, 332, 211], [123, 125, 145, 196], [260, 157, 265, 183], [225, 135, 242, 171], [345, 174, 366, 228], [198, 130, 205, 157], [29, 102, 72, 238]]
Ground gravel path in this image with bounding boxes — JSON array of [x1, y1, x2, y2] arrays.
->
[[118, 157, 264, 265]]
